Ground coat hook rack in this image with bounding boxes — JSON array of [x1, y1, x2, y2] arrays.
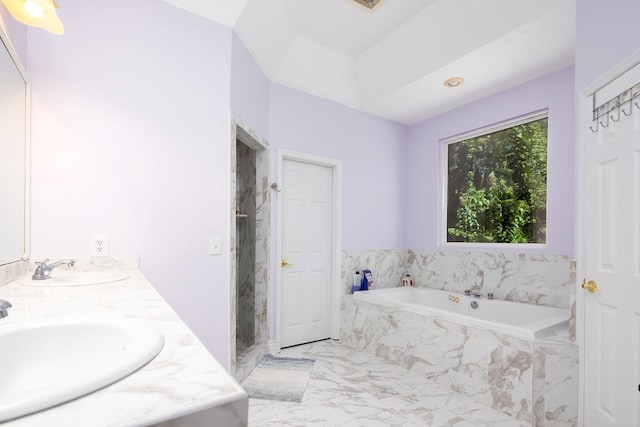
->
[[270, 183, 282, 192], [610, 107, 621, 122]]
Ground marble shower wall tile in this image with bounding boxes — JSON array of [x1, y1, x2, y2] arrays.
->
[[341, 249, 407, 294], [236, 140, 256, 350], [407, 250, 573, 309], [230, 113, 270, 381]]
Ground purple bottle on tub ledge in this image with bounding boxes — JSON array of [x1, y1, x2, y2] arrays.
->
[[361, 270, 373, 290]]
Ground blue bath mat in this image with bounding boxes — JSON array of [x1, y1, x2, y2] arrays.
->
[[241, 354, 315, 402]]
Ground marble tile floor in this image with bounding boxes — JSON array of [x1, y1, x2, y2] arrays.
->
[[248, 340, 529, 426]]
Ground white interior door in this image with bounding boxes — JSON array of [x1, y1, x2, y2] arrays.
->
[[582, 63, 640, 426], [280, 158, 333, 348]]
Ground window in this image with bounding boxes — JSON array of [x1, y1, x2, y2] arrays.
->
[[444, 113, 548, 244]]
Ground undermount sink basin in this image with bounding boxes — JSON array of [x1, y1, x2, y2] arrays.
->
[[0, 317, 164, 422], [22, 271, 129, 287]]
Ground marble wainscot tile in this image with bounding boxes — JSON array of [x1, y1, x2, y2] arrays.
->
[[407, 250, 572, 309], [0, 268, 248, 427], [342, 249, 407, 294]]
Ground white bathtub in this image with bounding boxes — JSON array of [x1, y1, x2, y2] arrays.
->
[[353, 287, 569, 340]]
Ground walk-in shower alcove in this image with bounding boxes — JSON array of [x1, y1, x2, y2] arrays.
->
[[236, 139, 256, 356], [230, 117, 270, 382]]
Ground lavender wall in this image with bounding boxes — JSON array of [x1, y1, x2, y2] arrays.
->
[[26, 0, 234, 366], [268, 83, 409, 250], [407, 66, 576, 256], [231, 33, 270, 138], [575, 0, 640, 90], [267, 83, 409, 338], [0, 6, 26, 64]]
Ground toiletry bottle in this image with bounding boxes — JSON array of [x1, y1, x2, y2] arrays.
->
[[402, 275, 414, 287], [362, 269, 373, 290], [352, 271, 361, 293]]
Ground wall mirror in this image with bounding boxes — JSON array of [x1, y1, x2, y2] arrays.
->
[[0, 26, 29, 266]]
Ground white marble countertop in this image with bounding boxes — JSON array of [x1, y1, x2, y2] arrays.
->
[[0, 261, 247, 426]]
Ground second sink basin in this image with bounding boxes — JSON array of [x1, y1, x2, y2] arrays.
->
[[0, 317, 164, 422], [23, 271, 129, 287]]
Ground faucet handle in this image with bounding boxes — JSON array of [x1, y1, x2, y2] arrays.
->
[[0, 299, 12, 319], [35, 258, 50, 266]]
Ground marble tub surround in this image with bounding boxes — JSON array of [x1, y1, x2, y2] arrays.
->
[[341, 250, 574, 311], [0, 266, 248, 426], [249, 339, 529, 426], [533, 338, 579, 426], [406, 250, 573, 309], [341, 295, 578, 425], [342, 249, 406, 294]]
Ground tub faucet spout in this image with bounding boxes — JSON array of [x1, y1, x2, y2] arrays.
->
[[32, 258, 76, 280]]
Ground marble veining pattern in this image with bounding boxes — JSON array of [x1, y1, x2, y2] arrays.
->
[[406, 250, 573, 309], [532, 338, 579, 426], [230, 112, 270, 382], [342, 249, 407, 293], [249, 339, 529, 426], [341, 293, 578, 425], [237, 139, 257, 352], [342, 249, 574, 310], [0, 259, 247, 426]]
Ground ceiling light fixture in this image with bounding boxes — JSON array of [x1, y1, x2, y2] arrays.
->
[[352, 0, 383, 10], [444, 77, 464, 88], [0, 0, 64, 35]]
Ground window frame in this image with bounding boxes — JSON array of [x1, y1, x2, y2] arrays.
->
[[439, 110, 549, 251]]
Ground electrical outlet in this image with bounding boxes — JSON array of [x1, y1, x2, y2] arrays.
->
[[90, 234, 109, 257]]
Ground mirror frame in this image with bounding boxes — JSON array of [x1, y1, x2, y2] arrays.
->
[[0, 23, 30, 264]]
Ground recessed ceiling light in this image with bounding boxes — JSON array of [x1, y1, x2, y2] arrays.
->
[[444, 77, 465, 88]]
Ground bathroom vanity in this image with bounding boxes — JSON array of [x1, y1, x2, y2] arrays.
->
[[0, 259, 248, 427]]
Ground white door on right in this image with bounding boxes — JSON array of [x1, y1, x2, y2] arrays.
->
[[582, 64, 640, 426]]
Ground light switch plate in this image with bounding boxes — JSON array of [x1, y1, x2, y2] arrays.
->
[[209, 237, 222, 255]]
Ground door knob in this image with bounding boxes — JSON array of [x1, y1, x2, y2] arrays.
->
[[581, 279, 597, 293], [281, 259, 294, 268]]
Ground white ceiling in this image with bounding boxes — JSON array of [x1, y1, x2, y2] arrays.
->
[[161, 0, 576, 125]]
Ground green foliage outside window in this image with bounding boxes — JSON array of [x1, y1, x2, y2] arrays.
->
[[446, 117, 548, 244]]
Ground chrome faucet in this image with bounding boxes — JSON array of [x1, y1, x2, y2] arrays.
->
[[32, 258, 76, 280], [464, 289, 482, 298], [0, 300, 11, 318]]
